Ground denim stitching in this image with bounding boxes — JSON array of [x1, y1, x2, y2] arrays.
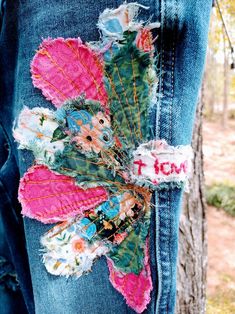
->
[[167, 192, 171, 314], [155, 190, 161, 314], [155, 0, 165, 312], [155, 0, 165, 311], [167, 0, 178, 310], [157, 0, 178, 311]]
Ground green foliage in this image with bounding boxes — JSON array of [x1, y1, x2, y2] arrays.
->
[[207, 288, 235, 314], [108, 211, 150, 274], [51, 127, 67, 142], [63, 96, 103, 115], [52, 145, 125, 189], [206, 183, 235, 216], [104, 32, 152, 149]]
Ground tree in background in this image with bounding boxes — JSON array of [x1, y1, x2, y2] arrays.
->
[[177, 0, 234, 312], [205, 0, 235, 127], [176, 93, 207, 314]]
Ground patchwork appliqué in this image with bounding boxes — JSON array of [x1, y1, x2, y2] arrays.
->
[[13, 3, 192, 313]]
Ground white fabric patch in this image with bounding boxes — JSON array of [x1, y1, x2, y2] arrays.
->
[[98, 2, 148, 39], [131, 140, 193, 188], [41, 218, 108, 278], [13, 106, 65, 164]]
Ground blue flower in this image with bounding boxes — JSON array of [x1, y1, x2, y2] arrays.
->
[[99, 127, 114, 148], [55, 108, 67, 122], [96, 196, 120, 219], [67, 110, 93, 133], [79, 218, 97, 240]]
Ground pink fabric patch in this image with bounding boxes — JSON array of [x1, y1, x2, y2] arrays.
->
[[19, 165, 108, 223], [31, 38, 108, 108], [107, 241, 153, 313]]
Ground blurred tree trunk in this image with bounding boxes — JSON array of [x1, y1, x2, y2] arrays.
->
[[222, 30, 228, 129], [176, 85, 207, 314]]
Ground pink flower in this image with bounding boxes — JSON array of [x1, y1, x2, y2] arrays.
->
[[72, 238, 85, 253], [136, 28, 154, 53], [113, 232, 128, 244], [72, 125, 105, 153], [92, 112, 110, 130]]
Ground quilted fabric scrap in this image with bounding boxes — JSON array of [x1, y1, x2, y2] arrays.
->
[[13, 2, 192, 313], [18, 165, 108, 223]]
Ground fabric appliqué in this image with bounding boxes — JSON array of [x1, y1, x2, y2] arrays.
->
[[131, 140, 193, 189], [13, 3, 192, 313]]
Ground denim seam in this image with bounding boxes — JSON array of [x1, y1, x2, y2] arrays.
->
[[167, 0, 178, 310], [155, 0, 165, 311], [166, 192, 171, 314], [156, 0, 178, 312], [155, 190, 161, 314]]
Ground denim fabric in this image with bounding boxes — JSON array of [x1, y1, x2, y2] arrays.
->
[[0, 125, 34, 314], [0, 0, 212, 313], [154, 1, 212, 312]]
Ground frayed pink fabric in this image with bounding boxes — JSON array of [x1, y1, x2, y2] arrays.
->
[[19, 165, 108, 223], [31, 38, 108, 108], [107, 241, 153, 313]]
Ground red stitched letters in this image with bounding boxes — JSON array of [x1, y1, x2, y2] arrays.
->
[[134, 160, 147, 175], [135, 158, 188, 177]]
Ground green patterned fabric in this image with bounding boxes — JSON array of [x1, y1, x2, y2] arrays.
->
[[105, 32, 152, 148], [108, 209, 150, 274], [52, 145, 126, 189]]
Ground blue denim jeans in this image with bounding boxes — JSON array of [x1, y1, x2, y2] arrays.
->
[[0, 0, 212, 313]]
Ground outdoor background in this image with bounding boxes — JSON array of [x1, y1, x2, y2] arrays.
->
[[202, 1, 234, 312]]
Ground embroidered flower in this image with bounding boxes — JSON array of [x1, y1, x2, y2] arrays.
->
[[72, 124, 105, 153], [14, 107, 57, 146], [136, 28, 154, 52], [67, 110, 93, 133], [92, 112, 111, 130], [43, 235, 108, 277], [13, 3, 168, 312], [103, 220, 113, 230], [98, 3, 145, 39], [99, 127, 114, 148], [79, 218, 97, 240]]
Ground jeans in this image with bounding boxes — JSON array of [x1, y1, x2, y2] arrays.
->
[[0, 0, 212, 313]]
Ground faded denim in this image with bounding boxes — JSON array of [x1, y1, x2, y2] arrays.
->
[[0, 0, 212, 313]]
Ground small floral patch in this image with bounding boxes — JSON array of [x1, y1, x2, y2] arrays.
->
[[41, 219, 108, 277]]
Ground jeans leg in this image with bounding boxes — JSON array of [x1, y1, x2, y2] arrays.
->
[[155, 1, 212, 313]]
